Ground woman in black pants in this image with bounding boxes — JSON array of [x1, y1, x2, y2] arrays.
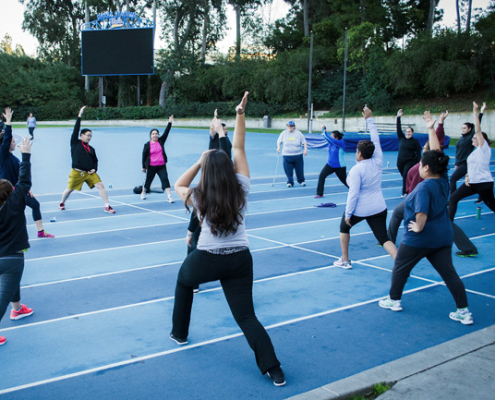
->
[[0, 136, 33, 346], [396, 109, 422, 196], [380, 118, 472, 325], [450, 102, 485, 194], [449, 102, 495, 220], [141, 115, 174, 202], [171, 92, 285, 387]]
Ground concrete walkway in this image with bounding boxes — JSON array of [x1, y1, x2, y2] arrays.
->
[[289, 324, 495, 400]]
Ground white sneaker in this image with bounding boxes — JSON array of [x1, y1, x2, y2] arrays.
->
[[300, 182, 306, 186], [167, 195, 174, 203], [333, 258, 352, 269], [379, 296, 403, 311], [449, 309, 473, 325], [141, 192, 146, 200]]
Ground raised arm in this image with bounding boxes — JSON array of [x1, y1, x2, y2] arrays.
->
[[435, 111, 448, 148], [423, 111, 440, 151], [233, 91, 249, 177], [159, 115, 173, 144], [364, 106, 382, 162], [210, 109, 218, 139], [473, 102, 485, 148], [396, 109, 405, 140], [1, 108, 13, 162], [71, 106, 86, 146]]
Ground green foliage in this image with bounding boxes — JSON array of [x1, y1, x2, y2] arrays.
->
[[385, 30, 481, 97], [0, 53, 84, 120]]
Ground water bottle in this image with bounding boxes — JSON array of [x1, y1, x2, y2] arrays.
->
[[476, 207, 481, 219], [50, 217, 57, 222], [386, 161, 390, 168], [109, 183, 113, 189]]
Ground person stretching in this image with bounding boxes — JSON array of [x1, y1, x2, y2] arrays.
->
[[141, 115, 174, 203], [277, 121, 307, 187], [379, 142, 473, 325], [59, 106, 115, 213], [171, 92, 285, 386], [396, 109, 422, 196], [315, 126, 348, 198], [449, 102, 495, 220], [0, 108, 54, 239], [0, 136, 34, 346], [334, 106, 397, 269]]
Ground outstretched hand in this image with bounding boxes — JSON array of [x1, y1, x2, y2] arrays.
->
[[397, 109, 403, 117], [439, 110, 448, 123], [17, 136, 32, 154], [214, 109, 218, 118], [422, 111, 436, 130], [481, 102, 486, 113], [473, 101, 480, 112], [2, 107, 13, 124], [236, 91, 249, 114], [78, 106, 87, 118], [362, 105, 372, 119], [168, 115, 174, 123]]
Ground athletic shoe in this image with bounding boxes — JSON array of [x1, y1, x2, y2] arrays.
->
[[0, 336, 5, 346], [474, 197, 482, 204], [141, 191, 146, 200], [169, 333, 188, 345], [378, 296, 403, 312], [10, 304, 34, 320], [400, 194, 407, 198], [37, 230, 55, 238], [449, 309, 473, 325], [59, 202, 65, 210], [314, 195, 323, 198], [333, 258, 352, 269], [287, 183, 293, 188], [104, 205, 116, 214], [167, 195, 174, 203], [456, 249, 479, 257], [267, 366, 286, 387], [300, 182, 306, 186]]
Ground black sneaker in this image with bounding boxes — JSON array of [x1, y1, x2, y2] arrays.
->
[[456, 249, 479, 257], [267, 366, 286, 387], [169, 333, 188, 345], [474, 197, 482, 204]]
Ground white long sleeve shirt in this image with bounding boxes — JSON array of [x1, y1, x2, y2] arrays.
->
[[345, 118, 387, 219]]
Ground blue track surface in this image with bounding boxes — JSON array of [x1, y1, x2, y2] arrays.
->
[[1, 125, 494, 399]]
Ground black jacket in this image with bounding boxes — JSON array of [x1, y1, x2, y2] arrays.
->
[[0, 153, 31, 257], [142, 122, 172, 169], [396, 117, 422, 164], [70, 117, 98, 172], [455, 113, 483, 166]]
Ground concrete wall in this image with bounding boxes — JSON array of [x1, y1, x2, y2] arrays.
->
[[37, 111, 494, 139]]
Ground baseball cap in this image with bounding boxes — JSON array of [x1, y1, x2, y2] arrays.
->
[[287, 121, 295, 126]]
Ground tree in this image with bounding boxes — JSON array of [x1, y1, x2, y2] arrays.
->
[[0, 34, 13, 54]]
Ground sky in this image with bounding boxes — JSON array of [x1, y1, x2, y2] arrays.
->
[[0, 0, 493, 57]]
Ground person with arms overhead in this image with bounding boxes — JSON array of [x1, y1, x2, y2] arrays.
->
[[59, 106, 115, 213], [171, 92, 285, 387]]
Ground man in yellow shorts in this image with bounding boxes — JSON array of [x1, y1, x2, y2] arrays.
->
[[59, 106, 115, 213]]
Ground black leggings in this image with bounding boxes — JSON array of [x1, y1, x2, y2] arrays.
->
[[26, 194, 42, 222], [316, 164, 348, 196], [339, 208, 390, 245], [397, 159, 417, 195], [390, 244, 468, 308], [172, 249, 281, 374], [449, 181, 495, 220], [144, 164, 170, 191], [450, 162, 467, 195]]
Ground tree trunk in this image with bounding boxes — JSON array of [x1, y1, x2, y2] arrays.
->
[[465, 0, 473, 33], [456, 0, 461, 34], [426, 0, 435, 34], [201, 1, 210, 64], [303, 0, 309, 36], [235, 4, 241, 60]]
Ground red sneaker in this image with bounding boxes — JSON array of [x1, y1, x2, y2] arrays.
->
[[104, 205, 116, 214], [10, 304, 34, 320], [59, 202, 65, 210], [0, 336, 6, 346], [38, 230, 55, 238]]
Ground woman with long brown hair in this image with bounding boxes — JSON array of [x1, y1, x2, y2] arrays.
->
[[170, 92, 285, 386]]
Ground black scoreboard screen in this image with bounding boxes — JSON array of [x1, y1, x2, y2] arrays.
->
[[81, 28, 154, 76]]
